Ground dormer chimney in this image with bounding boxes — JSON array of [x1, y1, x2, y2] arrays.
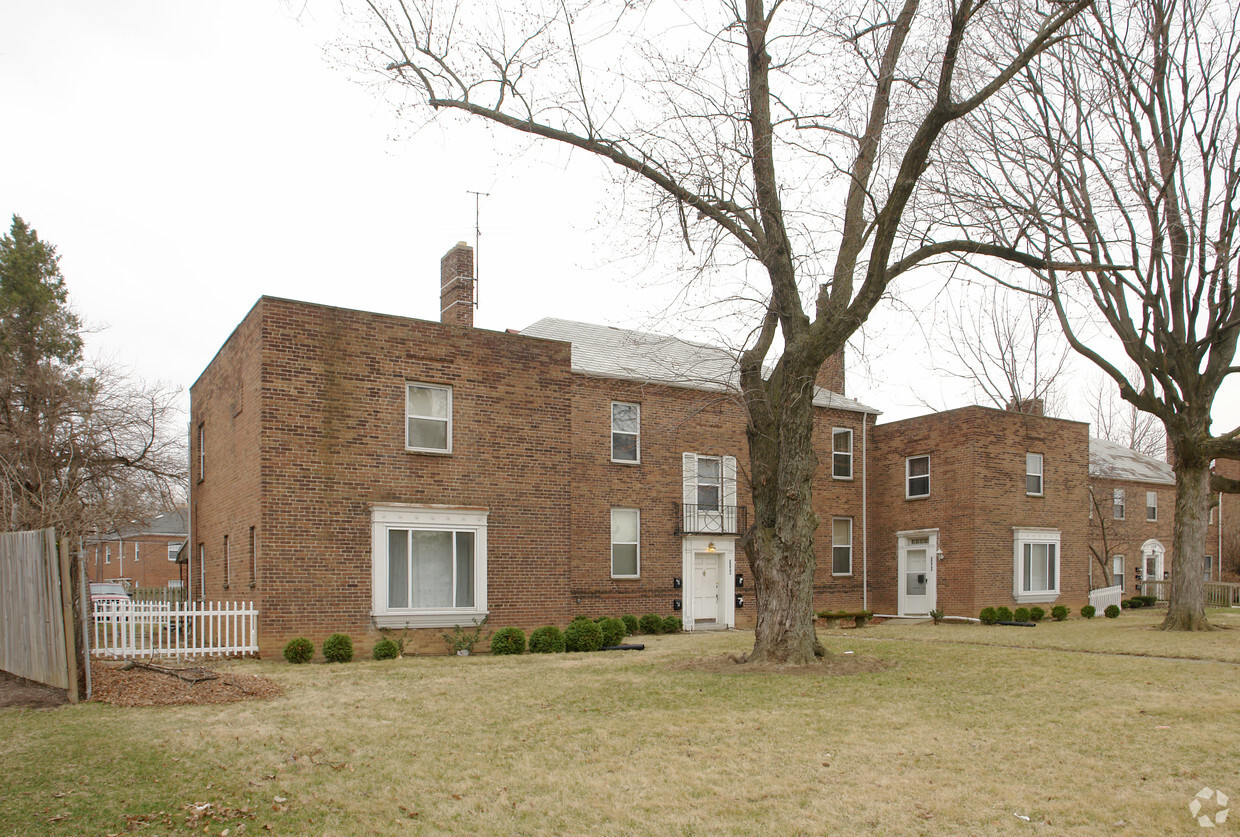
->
[[816, 348, 846, 395], [440, 242, 475, 328]]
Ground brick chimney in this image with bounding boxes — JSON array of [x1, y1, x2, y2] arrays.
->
[[440, 242, 475, 327], [815, 348, 846, 395], [1005, 397, 1045, 416]]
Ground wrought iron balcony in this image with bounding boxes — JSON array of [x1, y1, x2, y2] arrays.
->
[[674, 503, 748, 536]]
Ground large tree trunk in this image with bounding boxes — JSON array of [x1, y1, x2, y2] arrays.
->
[[1161, 443, 1214, 631], [743, 364, 827, 665]]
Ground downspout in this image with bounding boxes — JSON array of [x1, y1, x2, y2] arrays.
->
[[862, 412, 869, 613]]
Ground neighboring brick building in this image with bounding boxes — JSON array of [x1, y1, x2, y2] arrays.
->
[[867, 406, 1092, 616], [190, 243, 876, 656], [87, 507, 188, 590], [1088, 438, 1224, 593]]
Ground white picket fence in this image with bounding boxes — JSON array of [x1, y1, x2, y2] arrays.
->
[[91, 601, 258, 659], [1088, 585, 1124, 611]]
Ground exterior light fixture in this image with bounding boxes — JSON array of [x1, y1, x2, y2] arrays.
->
[[707, 542, 716, 552]]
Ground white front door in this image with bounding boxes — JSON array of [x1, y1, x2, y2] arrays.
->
[[898, 531, 938, 615], [694, 552, 722, 623]]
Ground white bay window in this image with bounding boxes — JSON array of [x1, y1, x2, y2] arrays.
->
[[372, 504, 487, 627], [1013, 527, 1061, 603]]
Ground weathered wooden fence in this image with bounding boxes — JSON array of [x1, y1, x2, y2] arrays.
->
[[0, 529, 79, 698], [91, 601, 258, 659]]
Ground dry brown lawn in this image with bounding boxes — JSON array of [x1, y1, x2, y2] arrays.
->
[[3, 608, 1239, 835]]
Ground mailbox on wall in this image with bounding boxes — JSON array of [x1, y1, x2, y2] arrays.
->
[[735, 595, 744, 608], [673, 599, 682, 611], [735, 573, 744, 587], [672, 577, 682, 589]]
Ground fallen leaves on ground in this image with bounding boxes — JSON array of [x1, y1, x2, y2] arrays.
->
[[90, 661, 282, 707]]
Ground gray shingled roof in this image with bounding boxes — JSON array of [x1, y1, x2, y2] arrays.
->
[[1089, 437, 1174, 484], [520, 318, 879, 415], [100, 507, 189, 541]]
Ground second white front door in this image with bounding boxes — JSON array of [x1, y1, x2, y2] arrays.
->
[[898, 531, 938, 615], [694, 552, 722, 623]]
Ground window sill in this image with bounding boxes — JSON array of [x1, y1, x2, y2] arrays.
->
[[611, 575, 641, 580], [833, 475, 855, 482], [1027, 492, 1044, 498], [372, 610, 488, 629], [832, 572, 853, 577], [906, 494, 929, 501], [610, 459, 641, 466], [405, 448, 453, 456]]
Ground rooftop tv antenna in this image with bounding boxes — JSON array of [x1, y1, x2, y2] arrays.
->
[[467, 189, 488, 308]]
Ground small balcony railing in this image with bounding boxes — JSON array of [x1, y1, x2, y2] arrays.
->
[[674, 503, 748, 536]]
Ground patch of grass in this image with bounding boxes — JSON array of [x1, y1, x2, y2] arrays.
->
[[2, 621, 1239, 834]]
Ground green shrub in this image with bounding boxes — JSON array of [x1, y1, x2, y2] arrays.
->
[[1139, 595, 1158, 607], [621, 614, 639, 635], [490, 627, 527, 655], [1029, 606, 1046, 622], [979, 607, 999, 625], [599, 617, 626, 648], [1051, 605, 1069, 622], [372, 638, 399, 660], [662, 615, 682, 634], [638, 613, 664, 634], [1105, 604, 1121, 618], [528, 626, 565, 654], [1013, 607, 1031, 623], [571, 614, 591, 623], [996, 606, 1013, 622], [323, 633, 354, 663], [564, 618, 604, 652], [1081, 605, 1097, 619], [283, 637, 314, 664], [1121, 599, 1132, 609]]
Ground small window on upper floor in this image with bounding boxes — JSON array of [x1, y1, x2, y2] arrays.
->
[[832, 428, 853, 480], [611, 402, 640, 463], [1026, 453, 1044, 496], [1113, 488, 1125, 520], [406, 383, 452, 453], [1146, 491, 1158, 521], [906, 455, 930, 499]]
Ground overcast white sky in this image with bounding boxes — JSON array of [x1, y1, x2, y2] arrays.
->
[[2, 1, 1236, 438]]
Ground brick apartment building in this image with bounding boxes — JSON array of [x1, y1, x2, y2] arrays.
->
[[190, 242, 1227, 657], [1087, 438, 1226, 593], [87, 507, 188, 590]]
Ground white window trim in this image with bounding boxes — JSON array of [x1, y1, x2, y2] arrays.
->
[[1026, 452, 1044, 496], [906, 455, 930, 499], [167, 542, 179, 562], [832, 428, 854, 481], [1146, 490, 1158, 522], [610, 507, 641, 578], [105, 545, 111, 564], [831, 517, 853, 576], [405, 383, 453, 454], [371, 504, 488, 628], [1113, 488, 1125, 520], [610, 401, 641, 464], [1012, 527, 1061, 604]]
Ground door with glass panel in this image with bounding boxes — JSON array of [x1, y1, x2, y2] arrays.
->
[[898, 532, 937, 615]]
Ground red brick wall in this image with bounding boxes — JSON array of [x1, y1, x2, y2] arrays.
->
[[87, 537, 184, 588], [869, 406, 1090, 616]]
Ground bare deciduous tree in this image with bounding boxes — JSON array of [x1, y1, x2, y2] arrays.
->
[[1086, 371, 1166, 459], [955, 0, 1240, 629], [346, 0, 1087, 662], [930, 286, 1071, 415]]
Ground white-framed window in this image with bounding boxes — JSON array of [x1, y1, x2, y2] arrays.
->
[[1013, 527, 1061, 603], [611, 508, 640, 578], [1146, 491, 1158, 521], [696, 455, 722, 511], [197, 423, 205, 482], [133, 543, 140, 562], [611, 402, 640, 463], [1113, 488, 1125, 520], [832, 428, 853, 480], [831, 518, 852, 575], [371, 504, 488, 628], [405, 383, 452, 453], [167, 542, 179, 562], [1112, 555, 1125, 590], [1026, 453, 1044, 496], [105, 545, 111, 564], [1205, 554, 1214, 581], [906, 455, 930, 498]]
